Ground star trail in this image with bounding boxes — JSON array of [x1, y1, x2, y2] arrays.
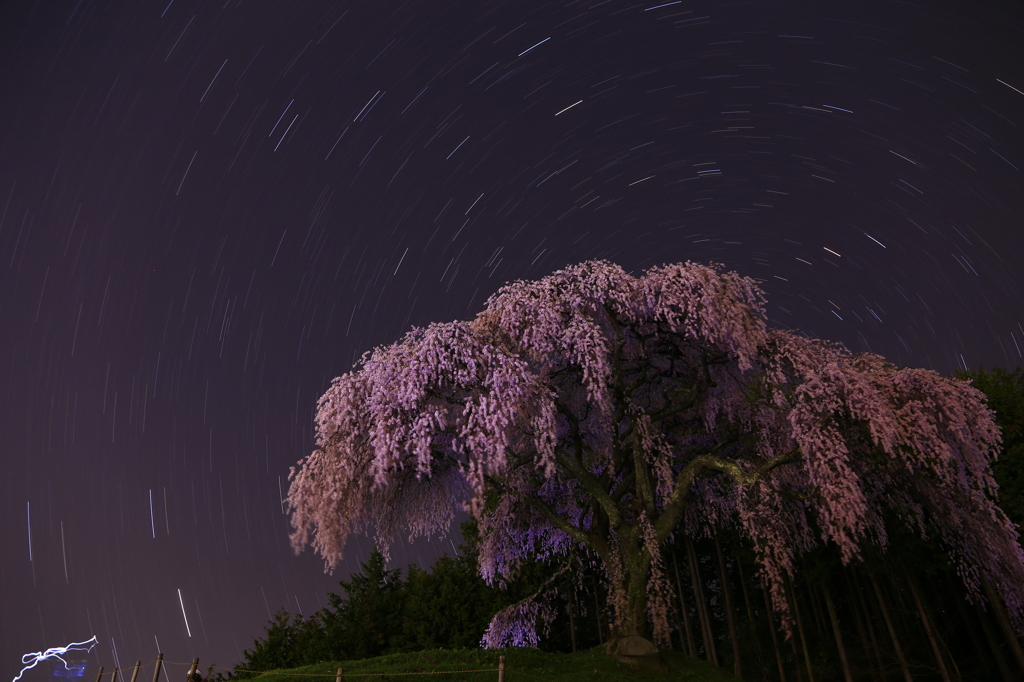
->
[[1, 0, 1022, 678]]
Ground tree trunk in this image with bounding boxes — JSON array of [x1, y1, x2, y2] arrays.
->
[[981, 574, 1024, 675], [958, 597, 1008, 682], [737, 558, 766, 674], [870, 574, 913, 682], [737, 557, 755, 622], [847, 572, 883, 682], [809, 585, 826, 636], [673, 551, 696, 657], [823, 586, 854, 682], [904, 571, 952, 682], [790, 627, 805, 682], [761, 579, 787, 682], [975, 601, 1016, 682], [715, 539, 742, 679], [622, 576, 649, 640], [788, 578, 815, 682], [568, 584, 578, 653], [687, 538, 718, 664], [958, 603, 993, 681], [613, 538, 653, 640]]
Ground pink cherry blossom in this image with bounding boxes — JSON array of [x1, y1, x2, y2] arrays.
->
[[287, 259, 1024, 645]]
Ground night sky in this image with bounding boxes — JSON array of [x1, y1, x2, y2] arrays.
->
[[2, 0, 1023, 678]]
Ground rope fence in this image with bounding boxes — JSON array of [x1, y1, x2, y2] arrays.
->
[[81, 654, 531, 682], [218, 669, 500, 678]]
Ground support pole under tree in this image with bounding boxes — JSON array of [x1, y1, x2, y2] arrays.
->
[[498, 655, 505, 682], [130, 662, 141, 682], [94, 667, 104, 682], [152, 654, 163, 682], [336, 668, 343, 682], [111, 669, 119, 682], [187, 659, 199, 681]]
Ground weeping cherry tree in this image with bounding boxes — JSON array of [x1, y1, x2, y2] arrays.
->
[[286, 260, 1024, 648]]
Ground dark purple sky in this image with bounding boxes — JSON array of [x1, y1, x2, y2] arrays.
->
[[1, 0, 1022, 678]]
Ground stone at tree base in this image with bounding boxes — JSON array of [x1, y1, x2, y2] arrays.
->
[[612, 635, 658, 656], [605, 635, 665, 671]]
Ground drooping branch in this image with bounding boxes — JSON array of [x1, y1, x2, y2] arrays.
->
[[481, 555, 576, 648], [484, 474, 609, 559]]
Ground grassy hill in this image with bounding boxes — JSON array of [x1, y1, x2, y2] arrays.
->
[[231, 647, 737, 681]]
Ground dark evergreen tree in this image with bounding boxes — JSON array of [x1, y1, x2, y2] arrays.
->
[[234, 609, 328, 676], [956, 366, 1024, 530], [320, 550, 406, 660]]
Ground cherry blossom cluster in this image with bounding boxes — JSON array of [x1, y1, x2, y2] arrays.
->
[[287, 259, 1024, 644]]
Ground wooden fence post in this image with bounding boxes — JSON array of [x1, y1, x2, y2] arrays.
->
[[130, 661, 141, 682], [335, 668, 342, 682], [94, 667, 104, 682], [152, 654, 163, 682], [111, 668, 119, 682], [188, 658, 199, 681], [498, 655, 505, 682]]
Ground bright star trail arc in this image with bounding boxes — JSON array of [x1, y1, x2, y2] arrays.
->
[[177, 589, 192, 639]]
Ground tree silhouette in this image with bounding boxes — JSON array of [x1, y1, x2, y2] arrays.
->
[[956, 366, 1024, 530], [320, 550, 405, 660], [286, 260, 1024, 648]]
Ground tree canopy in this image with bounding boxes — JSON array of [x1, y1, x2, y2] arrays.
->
[[286, 260, 1024, 647]]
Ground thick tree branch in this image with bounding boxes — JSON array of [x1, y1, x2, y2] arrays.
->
[[610, 470, 636, 503], [631, 433, 658, 518], [553, 450, 624, 530], [648, 350, 726, 422], [655, 446, 800, 542], [604, 306, 659, 519], [551, 403, 627, 532], [605, 305, 633, 475]]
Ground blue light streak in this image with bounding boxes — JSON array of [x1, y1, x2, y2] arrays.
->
[[13, 636, 97, 682], [518, 37, 550, 57]]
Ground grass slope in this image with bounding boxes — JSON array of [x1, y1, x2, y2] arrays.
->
[[237, 647, 737, 681]]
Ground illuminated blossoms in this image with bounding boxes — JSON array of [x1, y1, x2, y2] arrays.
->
[[287, 260, 1024, 646]]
